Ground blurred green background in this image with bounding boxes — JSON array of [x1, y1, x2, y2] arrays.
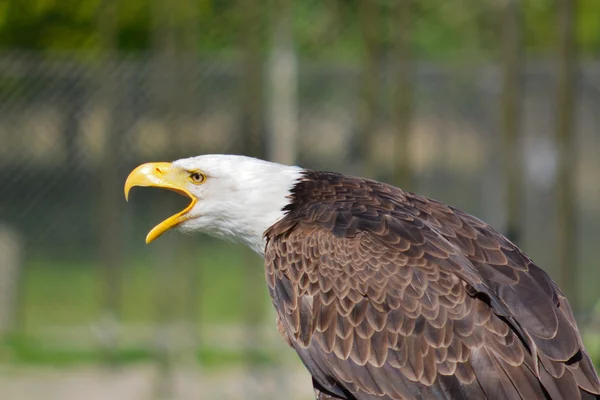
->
[[0, 0, 599, 399]]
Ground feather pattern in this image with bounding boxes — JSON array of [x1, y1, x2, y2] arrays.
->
[[265, 171, 600, 400]]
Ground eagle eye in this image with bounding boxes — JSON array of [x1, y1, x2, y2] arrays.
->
[[189, 171, 205, 184]]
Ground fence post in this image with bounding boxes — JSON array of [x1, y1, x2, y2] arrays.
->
[[0, 225, 22, 338]]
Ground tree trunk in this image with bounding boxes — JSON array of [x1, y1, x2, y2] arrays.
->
[[500, 0, 522, 244], [151, 0, 178, 395], [392, 0, 413, 190], [177, 0, 201, 345], [357, 0, 381, 178], [556, 0, 578, 316], [267, 0, 298, 166], [240, 0, 265, 158], [97, 0, 121, 364]]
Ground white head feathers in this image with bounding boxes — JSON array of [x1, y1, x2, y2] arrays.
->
[[172, 155, 303, 255]]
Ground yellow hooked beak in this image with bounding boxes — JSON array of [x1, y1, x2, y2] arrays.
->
[[124, 162, 198, 243]]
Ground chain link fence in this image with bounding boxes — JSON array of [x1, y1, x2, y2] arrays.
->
[[0, 51, 599, 398]]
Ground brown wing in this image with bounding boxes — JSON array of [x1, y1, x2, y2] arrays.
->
[[264, 176, 600, 400], [407, 194, 600, 399]]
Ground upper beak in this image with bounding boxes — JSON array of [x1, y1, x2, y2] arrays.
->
[[124, 162, 197, 243]]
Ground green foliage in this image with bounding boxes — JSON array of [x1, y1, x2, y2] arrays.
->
[[0, 0, 596, 57], [118, 0, 152, 50], [0, 0, 98, 50], [578, 0, 600, 54]]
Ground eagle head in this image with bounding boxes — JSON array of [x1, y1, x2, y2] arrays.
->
[[124, 154, 302, 254]]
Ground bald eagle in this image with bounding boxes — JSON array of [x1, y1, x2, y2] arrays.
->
[[125, 155, 600, 400]]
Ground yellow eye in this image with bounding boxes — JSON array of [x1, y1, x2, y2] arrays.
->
[[190, 172, 205, 184]]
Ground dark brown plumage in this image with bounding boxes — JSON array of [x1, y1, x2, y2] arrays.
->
[[264, 171, 600, 400]]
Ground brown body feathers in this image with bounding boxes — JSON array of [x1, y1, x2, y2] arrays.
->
[[264, 171, 600, 400]]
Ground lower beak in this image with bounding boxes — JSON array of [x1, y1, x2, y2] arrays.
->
[[124, 162, 197, 243]]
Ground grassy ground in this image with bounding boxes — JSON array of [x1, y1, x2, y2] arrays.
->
[[3, 236, 600, 371], [2, 237, 283, 367], [20, 239, 266, 330]]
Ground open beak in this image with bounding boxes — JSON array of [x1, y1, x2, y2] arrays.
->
[[124, 162, 197, 243]]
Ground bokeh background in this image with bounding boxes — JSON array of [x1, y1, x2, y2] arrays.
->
[[0, 0, 599, 399]]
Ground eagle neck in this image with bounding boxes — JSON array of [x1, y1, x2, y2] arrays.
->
[[218, 164, 304, 256]]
